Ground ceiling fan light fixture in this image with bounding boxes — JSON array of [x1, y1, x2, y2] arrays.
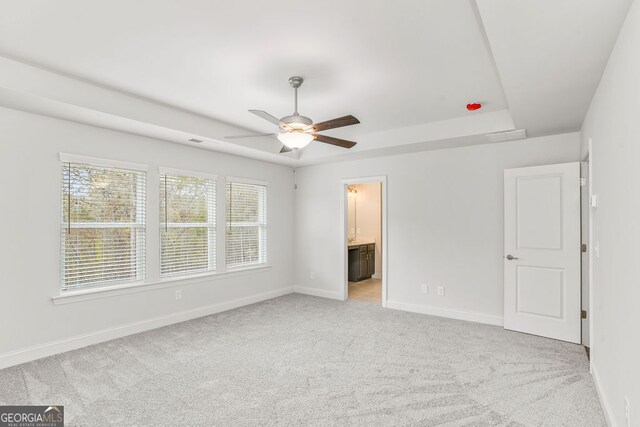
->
[[277, 131, 314, 149]]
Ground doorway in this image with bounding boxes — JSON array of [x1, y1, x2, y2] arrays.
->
[[340, 176, 387, 306]]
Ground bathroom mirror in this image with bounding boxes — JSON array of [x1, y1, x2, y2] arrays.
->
[[347, 185, 357, 241]]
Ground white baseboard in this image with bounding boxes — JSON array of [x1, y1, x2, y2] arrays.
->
[[591, 363, 615, 426], [293, 286, 344, 301], [0, 286, 294, 370], [386, 300, 504, 326]]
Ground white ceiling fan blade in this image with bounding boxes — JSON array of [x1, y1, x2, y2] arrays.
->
[[248, 110, 292, 130]]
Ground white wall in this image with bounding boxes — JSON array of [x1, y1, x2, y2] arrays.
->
[[0, 107, 295, 367], [294, 133, 581, 323], [347, 182, 382, 278], [580, 0, 640, 424]]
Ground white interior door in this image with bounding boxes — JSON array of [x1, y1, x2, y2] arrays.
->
[[504, 162, 581, 343]]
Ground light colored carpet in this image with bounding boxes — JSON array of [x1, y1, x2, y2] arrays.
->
[[0, 294, 604, 426]]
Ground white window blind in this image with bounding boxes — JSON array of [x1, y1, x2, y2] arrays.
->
[[160, 172, 216, 277], [60, 161, 146, 290], [226, 180, 267, 268]]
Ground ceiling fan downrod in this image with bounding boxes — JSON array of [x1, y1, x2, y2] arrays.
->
[[289, 76, 303, 116]]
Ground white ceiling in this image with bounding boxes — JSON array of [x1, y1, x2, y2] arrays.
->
[[0, 0, 633, 164], [476, 0, 634, 136]]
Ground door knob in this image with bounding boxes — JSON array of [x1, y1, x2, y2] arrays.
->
[[505, 254, 519, 260]]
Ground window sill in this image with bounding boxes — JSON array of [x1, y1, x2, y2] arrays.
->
[[51, 264, 272, 306]]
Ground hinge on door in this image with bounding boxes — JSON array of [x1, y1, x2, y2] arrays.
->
[[580, 178, 586, 187], [581, 310, 587, 319], [581, 244, 587, 253]]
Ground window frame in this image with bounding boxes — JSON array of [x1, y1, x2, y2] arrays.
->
[[59, 153, 148, 292], [55, 155, 272, 302], [158, 167, 218, 279], [225, 176, 268, 270]]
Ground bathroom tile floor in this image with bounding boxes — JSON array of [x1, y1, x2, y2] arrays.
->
[[348, 278, 382, 304]]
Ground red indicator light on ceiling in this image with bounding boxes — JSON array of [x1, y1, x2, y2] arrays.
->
[[466, 103, 482, 111]]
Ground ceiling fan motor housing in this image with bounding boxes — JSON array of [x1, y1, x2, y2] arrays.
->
[[280, 114, 312, 130]]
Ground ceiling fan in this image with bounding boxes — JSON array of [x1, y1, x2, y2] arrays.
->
[[225, 76, 360, 153]]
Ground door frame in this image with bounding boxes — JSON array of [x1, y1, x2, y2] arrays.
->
[[580, 158, 590, 348], [339, 175, 388, 306], [586, 138, 594, 369]]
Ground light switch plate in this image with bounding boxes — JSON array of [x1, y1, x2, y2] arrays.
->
[[420, 284, 429, 294]]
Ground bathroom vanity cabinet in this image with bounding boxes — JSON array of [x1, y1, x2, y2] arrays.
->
[[348, 243, 375, 282]]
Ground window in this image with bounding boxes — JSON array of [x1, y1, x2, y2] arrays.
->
[[160, 170, 216, 277], [226, 179, 267, 268], [60, 159, 146, 290]]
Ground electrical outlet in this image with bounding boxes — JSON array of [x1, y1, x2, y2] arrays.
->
[[594, 241, 600, 258], [175, 290, 182, 300], [625, 396, 630, 426], [437, 286, 445, 296], [310, 271, 315, 280], [420, 284, 429, 294]]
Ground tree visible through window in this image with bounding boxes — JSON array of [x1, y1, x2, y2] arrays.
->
[[226, 181, 267, 267], [60, 162, 146, 290], [160, 173, 216, 276]]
